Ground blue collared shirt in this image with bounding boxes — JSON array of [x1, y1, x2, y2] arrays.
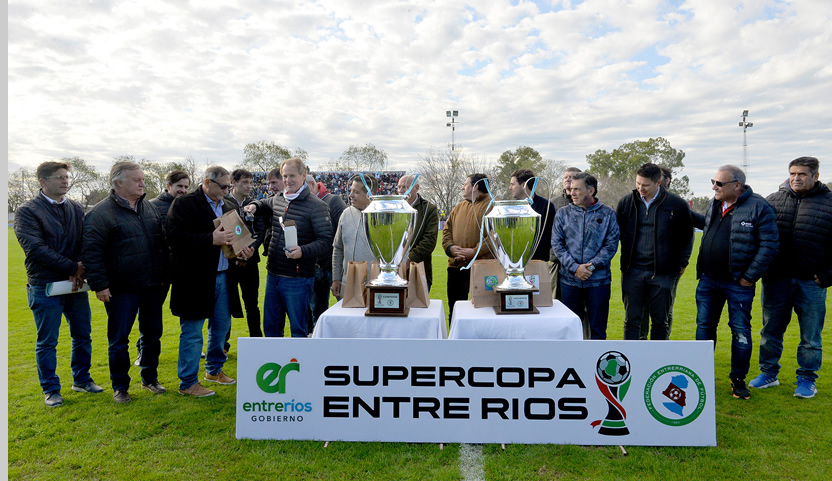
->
[[640, 193, 657, 210], [205, 193, 229, 272]]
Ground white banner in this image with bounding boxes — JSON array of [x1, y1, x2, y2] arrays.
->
[[236, 339, 716, 446]]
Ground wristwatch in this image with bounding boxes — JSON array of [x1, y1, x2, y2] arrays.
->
[[587, 264, 595, 272]]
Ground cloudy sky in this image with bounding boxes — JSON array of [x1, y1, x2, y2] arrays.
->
[[7, 0, 832, 198]]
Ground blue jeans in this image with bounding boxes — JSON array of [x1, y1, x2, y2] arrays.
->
[[560, 282, 611, 340], [104, 286, 164, 391], [178, 272, 231, 390], [695, 274, 755, 380], [27, 285, 93, 394], [760, 277, 826, 382], [264, 273, 313, 337], [309, 267, 333, 333]]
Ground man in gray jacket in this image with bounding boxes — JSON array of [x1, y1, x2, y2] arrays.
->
[[331, 174, 378, 298]]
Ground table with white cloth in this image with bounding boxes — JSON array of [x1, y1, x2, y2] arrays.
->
[[448, 300, 582, 340], [311, 299, 448, 339]]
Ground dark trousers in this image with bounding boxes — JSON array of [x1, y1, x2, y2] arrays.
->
[[105, 286, 164, 391], [560, 282, 611, 340], [622, 268, 675, 340], [225, 261, 262, 351], [640, 272, 682, 339], [447, 266, 471, 324], [308, 266, 333, 334]]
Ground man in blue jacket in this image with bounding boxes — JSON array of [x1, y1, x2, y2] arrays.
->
[[552, 172, 620, 339], [750, 156, 831, 398], [15, 161, 104, 407], [696, 165, 778, 400]]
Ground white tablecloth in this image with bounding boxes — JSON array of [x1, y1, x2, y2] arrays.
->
[[311, 299, 448, 339], [448, 300, 582, 340]]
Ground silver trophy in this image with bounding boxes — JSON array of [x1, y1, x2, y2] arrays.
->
[[484, 199, 542, 313], [362, 195, 417, 315]]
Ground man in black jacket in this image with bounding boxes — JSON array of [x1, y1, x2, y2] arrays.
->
[[695, 165, 779, 400], [616, 163, 693, 340], [83, 161, 169, 403], [15, 161, 104, 407], [306, 174, 345, 333], [167, 166, 255, 397], [509, 169, 556, 262], [750, 156, 832, 398]]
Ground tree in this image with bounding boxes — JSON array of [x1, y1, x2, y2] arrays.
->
[[492, 146, 546, 199], [63, 156, 108, 210], [690, 196, 711, 215], [242, 141, 308, 172], [8, 167, 40, 213], [328, 143, 388, 172], [416, 144, 493, 217]]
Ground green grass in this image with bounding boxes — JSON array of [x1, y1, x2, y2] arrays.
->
[[7, 229, 832, 480]]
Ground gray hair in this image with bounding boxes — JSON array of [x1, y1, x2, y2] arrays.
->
[[306, 174, 316, 185], [717, 165, 746, 186], [204, 165, 230, 182], [400, 174, 419, 188], [110, 161, 142, 189]]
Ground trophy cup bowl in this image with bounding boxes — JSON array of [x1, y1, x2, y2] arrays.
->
[[484, 200, 541, 291], [363, 195, 417, 287]]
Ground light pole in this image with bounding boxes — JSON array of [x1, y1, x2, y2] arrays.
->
[[739, 109, 753, 175], [446, 110, 459, 151]]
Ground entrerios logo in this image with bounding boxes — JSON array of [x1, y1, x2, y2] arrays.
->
[[256, 358, 300, 394]]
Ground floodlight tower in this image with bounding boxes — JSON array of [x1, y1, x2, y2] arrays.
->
[[446, 110, 459, 151], [739, 109, 753, 175]]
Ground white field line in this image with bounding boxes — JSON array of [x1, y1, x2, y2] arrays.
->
[[458, 443, 485, 481]]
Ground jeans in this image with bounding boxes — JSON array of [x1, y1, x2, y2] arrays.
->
[[447, 267, 471, 325], [760, 277, 826, 382], [263, 273, 313, 338], [695, 274, 755, 380], [179, 272, 231, 390], [27, 285, 93, 394], [560, 282, 611, 340], [622, 268, 675, 340], [308, 267, 333, 333], [225, 262, 262, 351], [105, 285, 164, 391]]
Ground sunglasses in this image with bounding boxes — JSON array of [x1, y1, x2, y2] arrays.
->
[[209, 178, 232, 190], [711, 179, 738, 187]]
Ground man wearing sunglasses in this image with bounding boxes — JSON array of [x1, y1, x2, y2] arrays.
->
[[167, 166, 255, 397], [695, 165, 779, 400]]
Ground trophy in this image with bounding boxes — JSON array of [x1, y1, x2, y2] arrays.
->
[[484, 199, 542, 314], [363, 195, 417, 316]]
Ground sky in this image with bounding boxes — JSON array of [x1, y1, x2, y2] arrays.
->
[[7, 0, 832, 198]]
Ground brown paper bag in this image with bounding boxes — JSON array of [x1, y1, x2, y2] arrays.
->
[[469, 259, 505, 308], [524, 260, 553, 307], [342, 261, 368, 308], [212, 209, 254, 259], [405, 261, 430, 308]]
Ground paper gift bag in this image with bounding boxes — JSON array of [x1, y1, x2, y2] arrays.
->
[[469, 259, 505, 308], [405, 261, 430, 309], [524, 260, 553, 307], [212, 209, 254, 259], [342, 261, 369, 308]]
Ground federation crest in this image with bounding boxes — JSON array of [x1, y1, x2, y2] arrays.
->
[[644, 365, 706, 426]]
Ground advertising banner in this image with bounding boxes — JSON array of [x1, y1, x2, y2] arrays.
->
[[236, 339, 716, 446]]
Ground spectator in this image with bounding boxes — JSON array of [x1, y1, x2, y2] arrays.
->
[[397, 174, 439, 291], [331, 174, 379, 298], [442, 173, 494, 321], [616, 163, 693, 340], [14, 161, 104, 407], [749, 156, 831, 398], [695, 165, 778, 400], [83, 161, 169, 403], [552, 172, 620, 340]]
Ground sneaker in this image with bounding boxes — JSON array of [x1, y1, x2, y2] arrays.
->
[[178, 382, 215, 397], [141, 381, 168, 394], [44, 391, 64, 407], [731, 378, 750, 399], [72, 380, 105, 393], [794, 378, 817, 399], [113, 390, 131, 404], [205, 371, 236, 385], [749, 373, 780, 389]]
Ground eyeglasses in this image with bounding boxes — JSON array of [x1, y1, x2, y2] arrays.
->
[[711, 179, 738, 187], [46, 175, 69, 181], [210, 179, 232, 191]]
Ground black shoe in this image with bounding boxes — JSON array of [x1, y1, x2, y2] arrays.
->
[[141, 381, 168, 394], [44, 391, 64, 407], [731, 378, 750, 399], [72, 380, 104, 393], [113, 390, 131, 404]]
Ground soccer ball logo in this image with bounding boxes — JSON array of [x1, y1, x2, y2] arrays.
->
[[596, 351, 631, 386]]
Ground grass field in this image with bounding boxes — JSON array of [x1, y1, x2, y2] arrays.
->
[[7, 228, 832, 480]]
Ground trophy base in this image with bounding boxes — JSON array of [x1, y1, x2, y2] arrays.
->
[[365, 285, 409, 317], [493, 287, 539, 315]]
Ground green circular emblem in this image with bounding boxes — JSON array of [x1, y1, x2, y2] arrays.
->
[[644, 364, 706, 426]]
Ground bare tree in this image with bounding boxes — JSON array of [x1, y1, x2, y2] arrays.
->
[[416, 144, 493, 216], [8, 167, 39, 213], [63, 157, 108, 210], [242, 141, 308, 172], [325, 143, 388, 172]]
